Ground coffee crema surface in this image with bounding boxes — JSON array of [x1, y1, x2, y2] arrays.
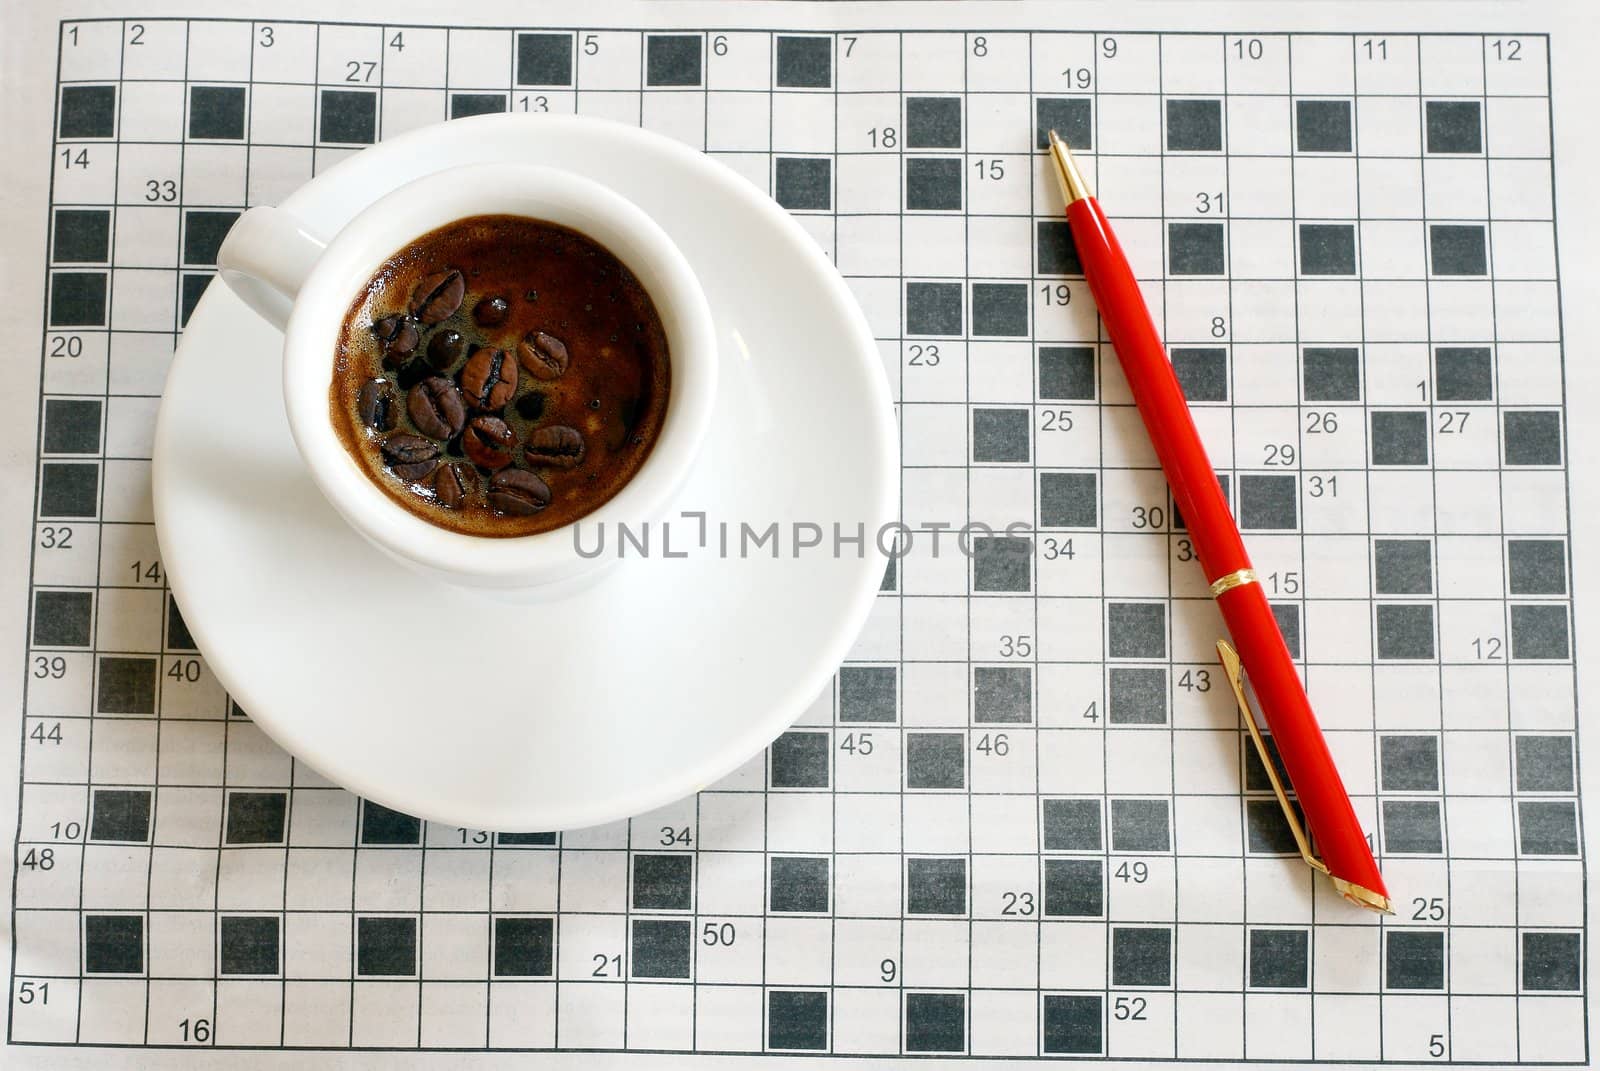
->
[[330, 215, 671, 537]]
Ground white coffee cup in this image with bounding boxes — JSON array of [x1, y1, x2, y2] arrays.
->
[[216, 162, 717, 590]]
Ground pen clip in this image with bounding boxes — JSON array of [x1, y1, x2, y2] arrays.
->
[[1215, 639, 1329, 877]]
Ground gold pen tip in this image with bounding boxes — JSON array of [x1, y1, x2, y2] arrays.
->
[[1046, 129, 1093, 204]]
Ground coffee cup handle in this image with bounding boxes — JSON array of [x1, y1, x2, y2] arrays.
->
[[216, 206, 328, 332]]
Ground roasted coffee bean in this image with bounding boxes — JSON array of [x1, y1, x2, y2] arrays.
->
[[489, 468, 551, 515], [514, 391, 547, 421], [517, 330, 570, 380], [474, 295, 510, 326], [356, 378, 396, 431], [407, 376, 467, 440], [524, 424, 586, 469], [373, 314, 419, 361], [426, 328, 467, 372], [460, 347, 517, 410], [433, 461, 476, 509], [462, 414, 516, 470], [381, 434, 439, 481], [411, 269, 465, 324]]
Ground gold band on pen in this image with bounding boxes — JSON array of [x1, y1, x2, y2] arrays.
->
[[1209, 568, 1258, 598]]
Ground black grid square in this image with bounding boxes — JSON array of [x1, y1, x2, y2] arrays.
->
[[770, 856, 830, 913], [1166, 99, 1221, 151], [167, 595, 197, 651], [1247, 798, 1300, 853], [319, 89, 377, 144], [182, 210, 240, 267], [906, 282, 962, 336], [44, 399, 101, 455], [181, 273, 211, 327], [1375, 539, 1433, 595], [1386, 931, 1445, 989], [494, 917, 554, 976], [1108, 603, 1166, 659], [1516, 735, 1575, 792], [39, 462, 98, 517], [1042, 798, 1101, 851], [1043, 858, 1103, 917], [1519, 801, 1579, 855], [775, 36, 832, 89], [50, 272, 107, 326], [220, 916, 280, 975], [357, 916, 416, 976], [1523, 932, 1581, 991], [1504, 411, 1562, 466], [498, 832, 557, 846], [451, 93, 507, 120], [33, 590, 92, 647], [1371, 411, 1430, 465], [53, 209, 111, 263], [905, 992, 965, 1053], [98, 656, 156, 714], [1295, 99, 1353, 152], [361, 800, 421, 845], [516, 34, 573, 86], [906, 97, 962, 148], [1245, 735, 1289, 793], [1435, 347, 1493, 401], [1249, 929, 1310, 988], [973, 536, 1031, 592], [1040, 472, 1096, 528], [1510, 541, 1568, 598], [1376, 604, 1435, 660], [1109, 667, 1166, 725], [1383, 800, 1444, 854], [633, 854, 693, 910], [1238, 474, 1297, 530], [775, 157, 831, 211], [1272, 603, 1301, 659], [1168, 223, 1225, 275], [1512, 604, 1569, 660], [225, 791, 287, 845], [1043, 994, 1102, 1054], [1039, 346, 1096, 399], [769, 990, 828, 1050], [1172, 347, 1228, 401], [85, 915, 143, 974], [906, 158, 963, 211], [973, 666, 1031, 724], [60, 85, 116, 138], [1430, 224, 1488, 276], [1036, 221, 1083, 275], [971, 283, 1028, 336], [1299, 224, 1357, 275], [973, 408, 1029, 463], [189, 85, 246, 140], [906, 733, 964, 790], [631, 918, 691, 978], [1303, 347, 1361, 401], [1426, 100, 1482, 154], [1112, 927, 1172, 986], [1036, 97, 1092, 150], [839, 666, 896, 723], [1110, 799, 1170, 852], [646, 34, 702, 86], [1380, 735, 1440, 791], [770, 731, 829, 788], [90, 789, 152, 843]]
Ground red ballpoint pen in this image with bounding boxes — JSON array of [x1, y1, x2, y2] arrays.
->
[[1047, 131, 1391, 913]]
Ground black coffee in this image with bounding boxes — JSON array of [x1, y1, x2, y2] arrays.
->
[[330, 215, 671, 537]]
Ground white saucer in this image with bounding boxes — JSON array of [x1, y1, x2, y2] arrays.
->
[[153, 115, 897, 831]]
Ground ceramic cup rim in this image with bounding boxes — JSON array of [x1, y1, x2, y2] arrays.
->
[[278, 161, 717, 586]]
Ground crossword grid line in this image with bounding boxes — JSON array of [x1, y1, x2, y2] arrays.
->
[[10, 21, 1583, 1062]]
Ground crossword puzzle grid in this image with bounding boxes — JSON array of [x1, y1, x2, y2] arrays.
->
[[11, 18, 1582, 1061]]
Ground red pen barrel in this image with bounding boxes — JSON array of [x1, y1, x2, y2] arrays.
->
[[1065, 196, 1388, 902]]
